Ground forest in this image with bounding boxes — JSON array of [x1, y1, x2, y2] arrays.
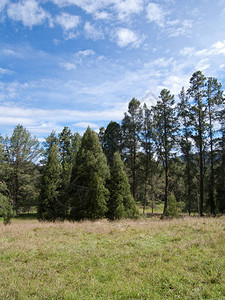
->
[[0, 70, 225, 224]]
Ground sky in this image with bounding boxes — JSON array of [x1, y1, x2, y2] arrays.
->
[[0, 0, 225, 141]]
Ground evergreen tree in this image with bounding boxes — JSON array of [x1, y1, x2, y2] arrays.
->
[[107, 152, 138, 220], [70, 127, 109, 220], [152, 89, 178, 214], [38, 143, 63, 221], [206, 77, 223, 214], [71, 132, 81, 161], [5, 125, 41, 213], [187, 71, 207, 216], [102, 121, 122, 166], [177, 87, 196, 214], [216, 108, 225, 213], [165, 192, 178, 218], [140, 103, 155, 215], [122, 98, 142, 201], [0, 193, 14, 225], [58, 126, 73, 217]]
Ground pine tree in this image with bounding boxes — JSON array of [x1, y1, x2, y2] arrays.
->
[[38, 143, 63, 221], [122, 98, 142, 201], [216, 108, 225, 213], [152, 89, 178, 214], [58, 127, 73, 217], [70, 127, 109, 220], [206, 77, 223, 215], [5, 125, 41, 213], [177, 87, 196, 214], [140, 103, 155, 215], [107, 152, 138, 220], [187, 71, 207, 216]]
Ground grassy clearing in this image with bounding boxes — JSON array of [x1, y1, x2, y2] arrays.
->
[[0, 217, 225, 299]]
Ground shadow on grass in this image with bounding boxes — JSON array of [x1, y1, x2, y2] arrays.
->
[[15, 213, 38, 220]]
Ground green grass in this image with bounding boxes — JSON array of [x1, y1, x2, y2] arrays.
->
[[0, 217, 225, 299]]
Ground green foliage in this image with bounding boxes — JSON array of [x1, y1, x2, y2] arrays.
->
[[108, 152, 138, 220], [3, 125, 41, 213], [102, 121, 122, 166], [70, 127, 110, 220], [38, 143, 63, 221], [165, 193, 179, 217], [0, 193, 14, 225]]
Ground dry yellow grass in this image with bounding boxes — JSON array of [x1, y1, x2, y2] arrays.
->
[[0, 216, 225, 299]]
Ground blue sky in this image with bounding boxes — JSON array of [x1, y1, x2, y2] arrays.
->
[[0, 0, 225, 141]]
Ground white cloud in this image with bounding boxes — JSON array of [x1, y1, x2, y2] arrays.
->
[[146, 3, 165, 27], [84, 22, 104, 40], [51, 0, 143, 21], [7, 0, 50, 27], [179, 47, 195, 57], [60, 62, 77, 70], [168, 19, 193, 37], [60, 49, 95, 70], [114, 0, 143, 20], [195, 58, 210, 71], [77, 49, 95, 56], [0, 104, 124, 134], [0, 67, 14, 75], [116, 28, 140, 47], [74, 122, 99, 128], [0, 0, 8, 12], [56, 12, 80, 31]]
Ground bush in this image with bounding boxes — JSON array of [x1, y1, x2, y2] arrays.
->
[[165, 193, 179, 218], [0, 193, 14, 225]]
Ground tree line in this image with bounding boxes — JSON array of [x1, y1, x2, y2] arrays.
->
[[0, 70, 225, 223]]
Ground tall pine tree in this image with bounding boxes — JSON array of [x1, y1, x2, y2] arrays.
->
[[153, 89, 178, 214], [122, 98, 142, 201], [187, 71, 207, 216]]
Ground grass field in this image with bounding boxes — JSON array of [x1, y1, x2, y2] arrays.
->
[[0, 216, 225, 299]]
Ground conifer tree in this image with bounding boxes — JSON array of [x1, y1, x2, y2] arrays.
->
[[177, 87, 196, 214], [103, 121, 122, 166], [206, 77, 223, 214], [38, 143, 63, 221], [122, 98, 142, 201], [152, 89, 178, 214], [70, 127, 109, 220], [140, 103, 155, 214], [107, 151, 138, 220], [0, 193, 14, 225], [5, 125, 41, 213], [187, 71, 207, 216], [216, 108, 225, 213], [165, 192, 178, 218], [58, 127, 73, 217]]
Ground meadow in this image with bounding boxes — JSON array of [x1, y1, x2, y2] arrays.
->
[[0, 216, 225, 299]]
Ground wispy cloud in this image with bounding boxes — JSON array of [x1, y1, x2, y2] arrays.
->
[[0, 67, 14, 75], [84, 22, 104, 40], [0, 0, 8, 12], [146, 3, 165, 27]]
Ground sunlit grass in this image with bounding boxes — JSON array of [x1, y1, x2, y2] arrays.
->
[[0, 217, 225, 299]]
